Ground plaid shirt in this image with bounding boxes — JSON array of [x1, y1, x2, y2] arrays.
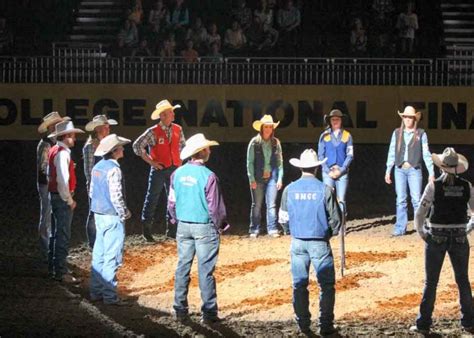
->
[[132, 122, 186, 157], [82, 136, 100, 188], [37, 137, 53, 185], [89, 160, 129, 221]]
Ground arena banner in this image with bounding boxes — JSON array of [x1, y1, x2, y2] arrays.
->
[[0, 84, 473, 144]]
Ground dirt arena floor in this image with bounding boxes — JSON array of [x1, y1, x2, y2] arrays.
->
[[3, 216, 474, 337]]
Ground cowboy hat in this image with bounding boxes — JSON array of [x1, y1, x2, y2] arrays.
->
[[432, 147, 468, 174], [252, 114, 280, 132], [37, 112, 70, 133], [324, 109, 346, 125], [398, 106, 422, 122], [48, 120, 84, 138], [85, 115, 118, 132], [94, 134, 131, 157], [289, 149, 327, 168], [151, 99, 181, 120], [180, 133, 219, 160]]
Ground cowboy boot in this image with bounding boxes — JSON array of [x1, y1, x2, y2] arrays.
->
[[142, 222, 155, 242]]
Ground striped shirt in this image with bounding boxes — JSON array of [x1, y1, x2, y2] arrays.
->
[[82, 136, 100, 189], [37, 137, 53, 185], [132, 122, 186, 157]]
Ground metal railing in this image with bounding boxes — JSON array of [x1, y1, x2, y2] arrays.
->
[[1, 56, 473, 86]]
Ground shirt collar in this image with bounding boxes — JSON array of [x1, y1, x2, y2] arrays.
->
[[56, 141, 71, 153], [301, 172, 315, 178], [189, 159, 205, 165], [159, 121, 172, 129], [110, 159, 120, 167]]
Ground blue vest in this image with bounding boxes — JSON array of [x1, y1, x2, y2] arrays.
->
[[321, 129, 350, 168], [287, 177, 330, 239], [173, 163, 212, 223], [91, 159, 120, 216], [253, 137, 279, 183]]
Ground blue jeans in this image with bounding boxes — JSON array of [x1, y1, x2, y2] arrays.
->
[[90, 214, 125, 304], [86, 198, 96, 249], [141, 166, 175, 237], [49, 193, 73, 278], [249, 178, 279, 235], [174, 221, 220, 319], [322, 172, 349, 214], [291, 238, 336, 331], [416, 233, 473, 330], [37, 183, 51, 260], [394, 167, 422, 235]]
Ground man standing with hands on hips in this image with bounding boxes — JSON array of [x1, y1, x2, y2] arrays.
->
[[133, 100, 186, 242]]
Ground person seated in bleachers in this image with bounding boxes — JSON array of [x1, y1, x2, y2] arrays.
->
[[127, 2, 144, 26], [168, 0, 189, 43], [247, 15, 277, 53], [277, 0, 300, 54], [396, 2, 418, 56], [181, 38, 199, 63], [232, 0, 252, 32], [254, 0, 279, 44], [145, 23, 164, 55], [205, 22, 221, 53], [131, 38, 153, 57], [118, 20, 139, 48], [0, 17, 13, 55], [160, 38, 176, 60], [186, 17, 208, 54], [148, 0, 169, 33], [206, 41, 223, 63], [224, 20, 247, 55], [350, 17, 367, 56]]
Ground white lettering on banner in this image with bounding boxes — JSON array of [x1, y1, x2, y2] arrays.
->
[[294, 192, 318, 200], [179, 176, 197, 186]]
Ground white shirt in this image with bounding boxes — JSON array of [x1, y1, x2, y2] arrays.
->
[[54, 141, 74, 206]]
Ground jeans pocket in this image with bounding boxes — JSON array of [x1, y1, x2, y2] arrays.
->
[[455, 236, 467, 244], [430, 235, 447, 244]]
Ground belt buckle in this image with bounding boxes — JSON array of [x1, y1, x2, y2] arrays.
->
[[401, 162, 412, 169]]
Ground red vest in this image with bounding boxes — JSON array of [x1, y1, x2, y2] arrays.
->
[[150, 124, 182, 168], [48, 145, 77, 193]]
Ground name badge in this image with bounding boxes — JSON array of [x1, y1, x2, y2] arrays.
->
[[158, 138, 165, 144]]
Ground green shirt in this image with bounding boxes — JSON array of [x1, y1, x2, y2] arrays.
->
[[247, 136, 283, 184]]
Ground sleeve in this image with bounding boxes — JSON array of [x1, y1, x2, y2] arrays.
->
[[246, 139, 256, 183], [39, 143, 50, 177], [167, 172, 177, 224], [205, 173, 227, 228], [318, 132, 329, 174], [107, 167, 129, 221], [132, 127, 156, 156], [181, 9, 189, 26], [179, 128, 186, 151], [55, 151, 74, 206], [340, 133, 354, 175], [325, 185, 342, 237], [276, 141, 284, 184], [295, 9, 301, 26], [421, 132, 434, 177], [414, 182, 434, 238], [467, 184, 474, 234], [385, 130, 396, 175], [278, 186, 289, 226]]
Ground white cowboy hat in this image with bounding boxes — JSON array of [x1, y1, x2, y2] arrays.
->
[[180, 133, 219, 160], [289, 149, 327, 168], [94, 134, 131, 156], [85, 115, 118, 132], [37, 112, 70, 133], [398, 106, 422, 122], [432, 147, 469, 174], [252, 114, 280, 132], [151, 99, 181, 120], [47, 120, 84, 138]]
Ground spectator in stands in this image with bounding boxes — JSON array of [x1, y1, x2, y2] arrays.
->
[[0, 17, 13, 55], [168, 0, 189, 43], [254, 0, 279, 45], [186, 17, 208, 54], [148, 0, 168, 33], [205, 22, 221, 52], [131, 39, 153, 57], [247, 15, 276, 53], [277, 0, 301, 54], [396, 2, 418, 56], [206, 41, 223, 62], [146, 23, 164, 55], [118, 20, 139, 48], [224, 20, 247, 55], [232, 0, 252, 32], [127, 2, 144, 26], [160, 38, 176, 59], [350, 17, 367, 56], [181, 38, 199, 63]]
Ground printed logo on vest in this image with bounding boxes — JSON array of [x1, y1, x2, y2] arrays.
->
[[179, 175, 198, 186], [443, 186, 464, 197], [294, 192, 318, 200]]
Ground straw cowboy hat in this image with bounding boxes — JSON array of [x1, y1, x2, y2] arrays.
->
[[289, 149, 327, 168], [432, 147, 469, 174], [252, 114, 280, 132], [94, 134, 131, 157], [48, 120, 84, 139], [180, 133, 219, 160], [85, 115, 118, 132], [151, 99, 181, 120], [37, 112, 70, 133], [398, 106, 422, 122], [324, 109, 346, 125]]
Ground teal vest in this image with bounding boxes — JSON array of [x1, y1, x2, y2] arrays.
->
[[173, 163, 212, 223]]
